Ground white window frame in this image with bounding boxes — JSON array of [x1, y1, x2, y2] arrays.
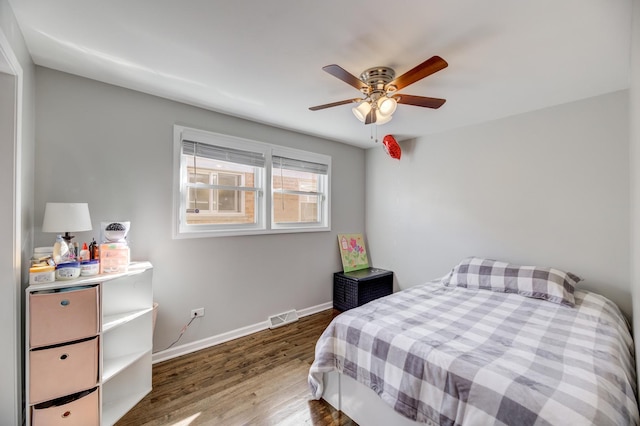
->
[[270, 146, 330, 232], [173, 125, 331, 238]]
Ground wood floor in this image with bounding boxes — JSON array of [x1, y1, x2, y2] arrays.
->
[[116, 309, 357, 426]]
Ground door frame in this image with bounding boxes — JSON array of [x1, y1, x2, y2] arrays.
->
[[0, 25, 24, 426]]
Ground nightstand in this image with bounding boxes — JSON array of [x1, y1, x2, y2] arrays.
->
[[333, 268, 393, 311]]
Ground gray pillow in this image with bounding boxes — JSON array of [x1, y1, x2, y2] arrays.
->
[[443, 257, 581, 307]]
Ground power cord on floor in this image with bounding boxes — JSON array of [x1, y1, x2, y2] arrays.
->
[[162, 312, 200, 351]]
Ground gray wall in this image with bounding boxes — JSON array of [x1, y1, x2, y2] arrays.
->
[[366, 90, 632, 318], [0, 0, 36, 423], [34, 67, 366, 352]]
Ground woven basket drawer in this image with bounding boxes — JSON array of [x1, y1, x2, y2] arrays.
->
[[31, 387, 99, 426], [29, 286, 99, 348], [29, 337, 99, 404]]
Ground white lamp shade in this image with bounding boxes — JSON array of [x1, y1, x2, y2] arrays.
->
[[352, 101, 372, 122], [377, 97, 397, 116], [42, 203, 93, 233], [375, 113, 393, 125]]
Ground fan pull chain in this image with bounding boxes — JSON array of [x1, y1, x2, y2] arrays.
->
[[370, 125, 379, 143], [369, 124, 380, 143]]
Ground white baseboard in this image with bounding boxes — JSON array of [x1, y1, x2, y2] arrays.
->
[[152, 301, 333, 364]]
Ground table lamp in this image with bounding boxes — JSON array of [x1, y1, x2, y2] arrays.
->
[[42, 202, 93, 244]]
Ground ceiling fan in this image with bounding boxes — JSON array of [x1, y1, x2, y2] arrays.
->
[[309, 56, 448, 125]]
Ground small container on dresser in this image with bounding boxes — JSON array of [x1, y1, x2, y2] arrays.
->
[[333, 267, 394, 311]]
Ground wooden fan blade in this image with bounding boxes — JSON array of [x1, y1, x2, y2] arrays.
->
[[387, 56, 448, 91], [309, 98, 361, 111], [395, 94, 446, 109], [322, 64, 368, 91]]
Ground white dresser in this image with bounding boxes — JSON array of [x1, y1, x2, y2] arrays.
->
[[25, 261, 153, 426]]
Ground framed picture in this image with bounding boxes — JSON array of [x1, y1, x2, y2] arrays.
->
[[337, 233, 369, 272]]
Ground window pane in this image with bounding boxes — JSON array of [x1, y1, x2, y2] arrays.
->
[[189, 172, 208, 185], [272, 169, 319, 193], [218, 190, 239, 211], [272, 166, 323, 224], [186, 190, 255, 225], [216, 173, 240, 212], [273, 193, 319, 223], [187, 172, 210, 212], [186, 157, 254, 187], [185, 158, 255, 224], [218, 173, 240, 186], [188, 188, 210, 212]]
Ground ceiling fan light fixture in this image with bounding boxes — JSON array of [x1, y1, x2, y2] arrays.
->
[[377, 97, 397, 116], [352, 101, 372, 122], [375, 113, 393, 125], [309, 56, 448, 127]]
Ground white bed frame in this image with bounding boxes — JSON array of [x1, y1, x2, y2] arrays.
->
[[322, 371, 427, 426]]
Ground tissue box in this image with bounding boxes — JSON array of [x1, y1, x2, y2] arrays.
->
[[99, 243, 130, 274]]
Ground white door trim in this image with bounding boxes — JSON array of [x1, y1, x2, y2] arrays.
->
[[0, 24, 24, 426]]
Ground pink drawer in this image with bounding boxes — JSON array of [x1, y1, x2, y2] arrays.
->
[[32, 387, 99, 426], [30, 337, 99, 404], [30, 286, 99, 348]]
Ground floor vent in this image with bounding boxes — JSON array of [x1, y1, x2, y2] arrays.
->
[[268, 309, 299, 329]]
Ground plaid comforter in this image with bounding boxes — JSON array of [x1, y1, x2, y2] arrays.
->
[[308, 281, 639, 425]]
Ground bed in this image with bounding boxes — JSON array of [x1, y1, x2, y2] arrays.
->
[[308, 257, 639, 426]]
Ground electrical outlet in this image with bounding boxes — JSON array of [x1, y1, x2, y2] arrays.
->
[[191, 308, 205, 318]]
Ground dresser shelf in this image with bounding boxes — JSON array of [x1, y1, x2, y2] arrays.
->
[[102, 352, 152, 425], [103, 307, 153, 333]]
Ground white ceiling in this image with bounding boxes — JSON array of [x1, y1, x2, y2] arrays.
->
[[7, 0, 632, 148]]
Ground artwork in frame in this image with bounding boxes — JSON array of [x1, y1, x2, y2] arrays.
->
[[337, 233, 369, 272]]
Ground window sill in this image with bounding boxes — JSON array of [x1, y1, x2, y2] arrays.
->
[[173, 225, 331, 239]]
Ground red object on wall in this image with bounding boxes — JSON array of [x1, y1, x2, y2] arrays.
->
[[382, 134, 401, 160]]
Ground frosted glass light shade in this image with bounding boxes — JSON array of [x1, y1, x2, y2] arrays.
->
[[377, 97, 397, 116], [352, 101, 372, 122], [42, 203, 93, 234], [375, 113, 393, 125]]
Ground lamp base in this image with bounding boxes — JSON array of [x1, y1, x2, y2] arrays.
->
[[61, 232, 75, 245]]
